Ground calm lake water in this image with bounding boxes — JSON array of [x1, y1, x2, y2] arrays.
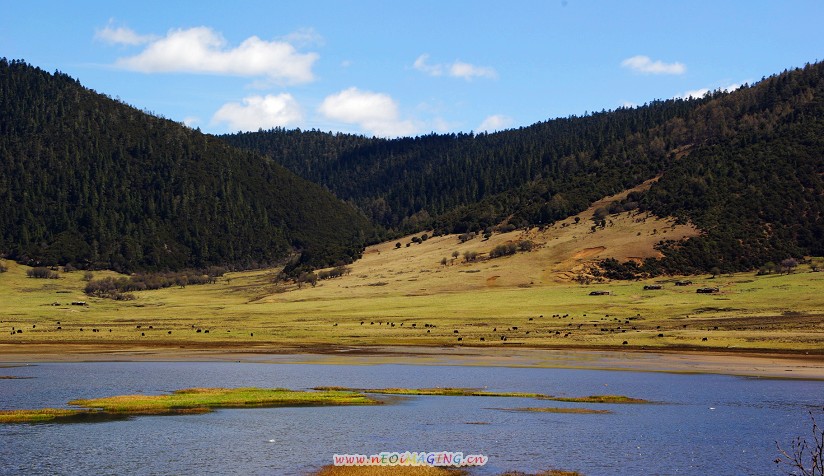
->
[[1, 360, 822, 475]]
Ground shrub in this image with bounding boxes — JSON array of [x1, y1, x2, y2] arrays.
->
[[458, 232, 476, 243], [781, 258, 799, 274], [205, 266, 228, 278], [607, 201, 624, 215], [490, 243, 517, 258], [592, 207, 609, 221], [317, 265, 351, 280], [297, 271, 318, 288], [27, 267, 59, 279], [463, 251, 479, 262], [84, 269, 218, 299], [0, 262, 7, 273], [517, 240, 534, 252]]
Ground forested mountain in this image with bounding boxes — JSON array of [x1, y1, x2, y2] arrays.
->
[[0, 59, 373, 272], [223, 62, 824, 274], [222, 102, 699, 233], [2, 57, 821, 277]]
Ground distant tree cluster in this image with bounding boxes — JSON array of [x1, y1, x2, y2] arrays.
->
[[84, 268, 226, 299], [317, 265, 351, 280], [757, 258, 799, 275], [458, 232, 476, 243], [594, 258, 662, 280], [489, 240, 535, 259]]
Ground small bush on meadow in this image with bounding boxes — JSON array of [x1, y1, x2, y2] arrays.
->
[[27, 267, 59, 279], [84, 269, 217, 299]]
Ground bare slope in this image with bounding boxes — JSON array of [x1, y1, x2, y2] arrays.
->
[[304, 179, 698, 297]]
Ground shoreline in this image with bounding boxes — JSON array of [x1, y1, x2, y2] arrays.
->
[[2, 343, 824, 380]]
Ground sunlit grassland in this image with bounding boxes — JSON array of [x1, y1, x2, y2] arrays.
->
[[2, 233, 823, 353], [313, 387, 650, 404], [69, 387, 378, 412]]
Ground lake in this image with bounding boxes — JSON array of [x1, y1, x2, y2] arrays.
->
[[1, 359, 822, 475]]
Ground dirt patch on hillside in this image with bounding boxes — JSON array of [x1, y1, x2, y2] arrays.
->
[[572, 247, 606, 260]]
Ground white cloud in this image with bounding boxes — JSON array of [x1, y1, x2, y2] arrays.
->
[[318, 87, 416, 137], [113, 26, 318, 84], [621, 55, 686, 75], [182, 116, 201, 128], [414, 54, 497, 80], [414, 54, 443, 76], [95, 22, 155, 45], [478, 114, 514, 132], [280, 27, 324, 47], [620, 101, 638, 109], [449, 61, 497, 80], [676, 82, 744, 99], [212, 94, 303, 131], [679, 88, 710, 99]]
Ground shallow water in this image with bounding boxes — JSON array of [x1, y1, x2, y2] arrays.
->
[[1, 360, 822, 475]]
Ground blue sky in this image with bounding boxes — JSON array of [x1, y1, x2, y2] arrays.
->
[[2, 1, 823, 137]]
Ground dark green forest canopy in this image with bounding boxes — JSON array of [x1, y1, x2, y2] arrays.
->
[[223, 62, 824, 274], [0, 59, 374, 272]]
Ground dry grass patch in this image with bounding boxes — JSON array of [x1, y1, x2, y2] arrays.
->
[[313, 387, 649, 404], [544, 395, 649, 404], [69, 387, 378, 414], [497, 407, 611, 414], [0, 387, 379, 424]]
